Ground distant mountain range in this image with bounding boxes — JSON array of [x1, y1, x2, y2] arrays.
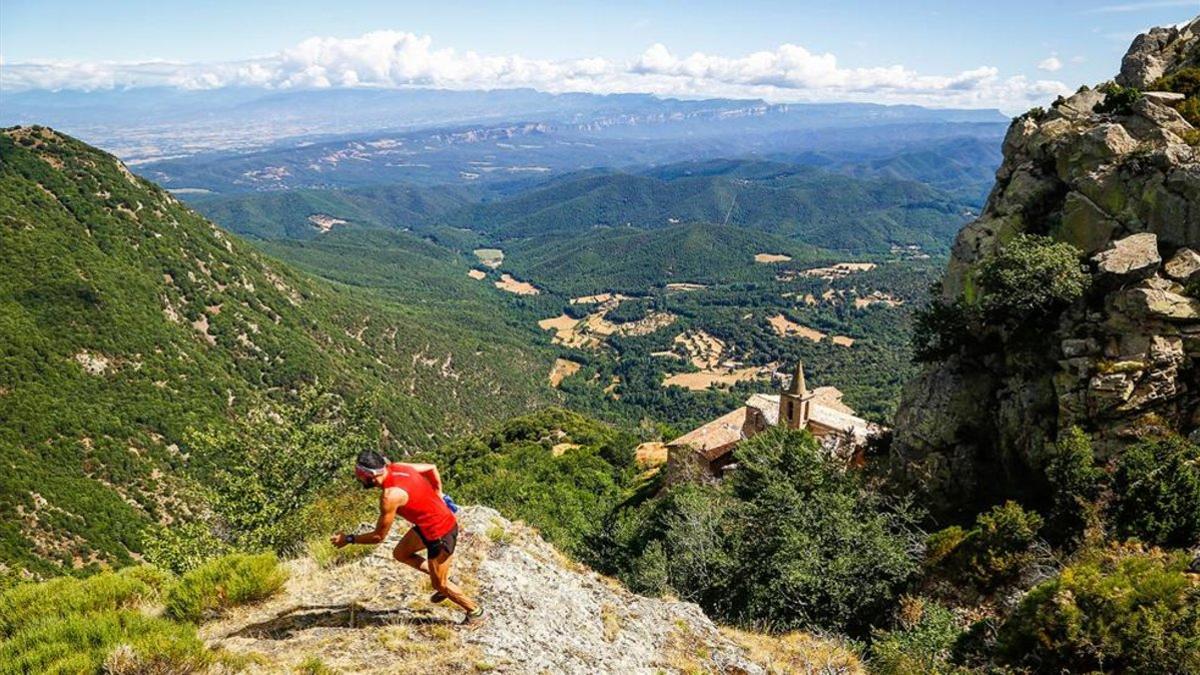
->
[[0, 87, 1009, 166], [190, 157, 979, 254]]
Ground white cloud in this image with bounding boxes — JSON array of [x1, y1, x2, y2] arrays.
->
[[1085, 0, 1197, 13], [1038, 55, 1062, 72], [0, 30, 1071, 110]]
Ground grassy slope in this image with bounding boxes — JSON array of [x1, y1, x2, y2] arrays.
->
[[0, 127, 552, 575]]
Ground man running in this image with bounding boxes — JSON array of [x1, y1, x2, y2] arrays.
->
[[332, 450, 485, 626]]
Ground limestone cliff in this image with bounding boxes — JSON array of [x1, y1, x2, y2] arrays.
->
[[893, 17, 1200, 511]]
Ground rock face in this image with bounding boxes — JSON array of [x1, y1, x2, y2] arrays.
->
[[894, 16, 1200, 510], [201, 506, 833, 674]]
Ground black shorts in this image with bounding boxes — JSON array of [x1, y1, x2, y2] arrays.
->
[[416, 524, 459, 559]]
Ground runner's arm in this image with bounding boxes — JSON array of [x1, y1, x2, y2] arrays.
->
[[407, 462, 443, 495], [332, 488, 407, 547]]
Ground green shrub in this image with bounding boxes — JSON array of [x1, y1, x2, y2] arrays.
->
[[1112, 436, 1200, 547], [1178, 98, 1200, 128], [710, 428, 919, 635], [927, 502, 1044, 593], [977, 234, 1087, 327], [912, 295, 979, 362], [142, 520, 232, 574], [998, 545, 1200, 673], [923, 526, 966, 568], [0, 609, 209, 674], [190, 388, 378, 554], [1044, 427, 1104, 546], [1151, 67, 1200, 98], [0, 565, 169, 638], [165, 552, 288, 622], [1094, 84, 1144, 115], [870, 598, 969, 675]]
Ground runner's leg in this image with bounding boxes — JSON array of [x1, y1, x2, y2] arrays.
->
[[392, 528, 428, 573], [427, 551, 477, 613]]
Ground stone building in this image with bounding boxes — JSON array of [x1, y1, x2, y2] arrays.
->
[[666, 361, 878, 479]]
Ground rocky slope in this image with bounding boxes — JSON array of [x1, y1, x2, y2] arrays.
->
[[893, 16, 1200, 509], [203, 506, 860, 674]]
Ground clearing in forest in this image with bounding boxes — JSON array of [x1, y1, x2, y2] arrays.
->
[[467, 269, 487, 280], [798, 262, 876, 280], [769, 314, 854, 347], [663, 366, 763, 391], [673, 331, 725, 369], [308, 214, 348, 233], [473, 248, 505, 268], [754, 253, 792, 263], [495, 274, 539, 295], [853, 291, 903, 309], [549, 358, 582, 387]]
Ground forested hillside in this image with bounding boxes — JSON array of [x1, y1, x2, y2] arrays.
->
[[447, 162, 974, 252], [0, 127, 552, 577]]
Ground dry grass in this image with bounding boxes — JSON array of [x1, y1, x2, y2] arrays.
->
[[721, 626, 865, 675], [754, 253, 792, 263], [548, 358, 582, 387], [494, 274, 539, 295], [486, 521, 514, 545], [601, 603, 622, 642]]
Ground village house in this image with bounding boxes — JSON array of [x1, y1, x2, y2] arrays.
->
[[665, 361, 878, 479]]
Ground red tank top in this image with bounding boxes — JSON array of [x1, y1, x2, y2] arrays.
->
[[382, 463, 456, 539]]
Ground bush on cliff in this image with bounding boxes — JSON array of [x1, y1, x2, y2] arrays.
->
[[976, 234, 1088, 328], [924, 501, 1046, 594], [997, 544, 1200, 673], [1112, 435, 1200, 548]]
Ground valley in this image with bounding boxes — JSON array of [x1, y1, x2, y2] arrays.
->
[[7, 9, 1200, 673]]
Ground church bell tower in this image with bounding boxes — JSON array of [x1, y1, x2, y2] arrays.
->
[[780, 361, 813, 430]]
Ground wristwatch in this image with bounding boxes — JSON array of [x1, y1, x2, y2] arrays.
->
[[345, 533, 356, 544]]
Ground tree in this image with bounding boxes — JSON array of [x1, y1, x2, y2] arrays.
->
[[976, 234, 1087, 327]]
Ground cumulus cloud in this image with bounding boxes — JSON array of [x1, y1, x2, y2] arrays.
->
[[1038, 55, 1062, 72], [0, 30, 1070, 109]]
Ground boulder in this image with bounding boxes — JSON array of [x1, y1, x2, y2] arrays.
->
[[1116, 26, 1179, 88], [1113, 284, 1200, 322], [1056, 192, 1119, 254], [1092, 232, 1161, 279], [1165, 248, 1200, 282]]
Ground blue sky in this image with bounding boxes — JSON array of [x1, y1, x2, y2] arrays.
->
[[2, 0, 1197, 110]]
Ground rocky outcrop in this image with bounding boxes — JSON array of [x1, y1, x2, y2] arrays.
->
[[202, 506, 855, 674], [894, 16, 1200, 510]]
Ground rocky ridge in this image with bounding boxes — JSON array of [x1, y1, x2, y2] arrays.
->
[[203, 506, 857, 674], [893, 16, 1200, 507]]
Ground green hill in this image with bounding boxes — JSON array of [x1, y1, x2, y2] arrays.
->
[[450, 163, 973, 252], [0, 127, 552, 576], [187, 183, 479, 240], [502, 222, 827, 295]]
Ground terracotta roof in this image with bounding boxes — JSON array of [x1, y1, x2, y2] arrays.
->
[[808, 404, 872, 443], [668, 406, 753, 460], [745, 391, 871, 442], [745, 393, 780, 425]]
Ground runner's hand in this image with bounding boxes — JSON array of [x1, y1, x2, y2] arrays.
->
[[331, 533, 348, 548]]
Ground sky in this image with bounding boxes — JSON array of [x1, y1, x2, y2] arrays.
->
[[2, 0, 1198, 111]]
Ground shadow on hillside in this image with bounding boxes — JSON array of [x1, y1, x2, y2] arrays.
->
[[229, 603, 455, 639]]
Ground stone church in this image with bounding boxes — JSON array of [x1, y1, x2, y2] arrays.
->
[[666, 361, 878, 478]]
